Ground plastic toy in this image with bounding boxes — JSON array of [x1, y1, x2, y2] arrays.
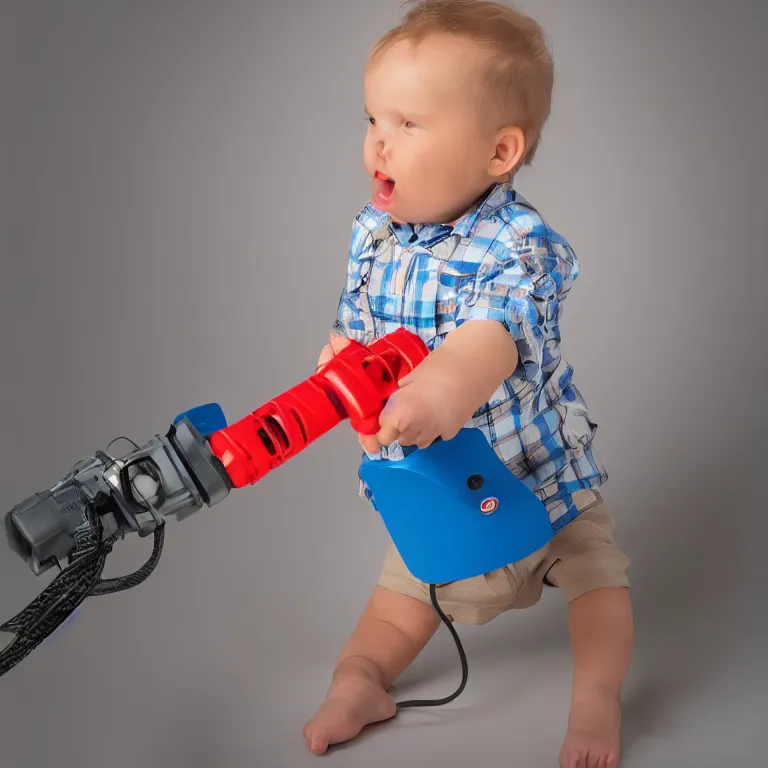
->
[[1, 328, 552, 707]]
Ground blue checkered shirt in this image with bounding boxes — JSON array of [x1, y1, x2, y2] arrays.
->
[[332, 183, 607, 530]]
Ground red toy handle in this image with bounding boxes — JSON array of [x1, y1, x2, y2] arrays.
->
[[208, 328, 428, 487]]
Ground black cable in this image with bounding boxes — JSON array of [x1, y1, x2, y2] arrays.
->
[[105, 436, 141, 452], [395, 583, 468, 710]]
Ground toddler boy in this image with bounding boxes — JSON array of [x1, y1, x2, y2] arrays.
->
[[305, 3, 633, 767]]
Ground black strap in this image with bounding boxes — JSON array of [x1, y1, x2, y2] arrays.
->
[[0, 510, 165, 678]]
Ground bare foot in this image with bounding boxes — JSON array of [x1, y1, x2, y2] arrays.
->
[[559, 689, 622, 768], [303, 676, 397, 755]]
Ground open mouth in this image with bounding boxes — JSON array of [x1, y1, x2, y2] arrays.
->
[[373, 170, 395, 206]]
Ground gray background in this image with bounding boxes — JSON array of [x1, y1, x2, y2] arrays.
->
[[1, 1, 766, 766]]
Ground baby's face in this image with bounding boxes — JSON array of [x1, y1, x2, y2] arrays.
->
[[363, 34, 502, 225]]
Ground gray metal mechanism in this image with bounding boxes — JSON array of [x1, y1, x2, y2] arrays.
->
[[5, 416, 232, 577]]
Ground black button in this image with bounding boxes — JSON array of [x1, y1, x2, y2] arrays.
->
[[467, 474, 484, 490]]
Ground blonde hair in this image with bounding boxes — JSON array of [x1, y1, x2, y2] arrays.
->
[[370, 0, 554, 170]]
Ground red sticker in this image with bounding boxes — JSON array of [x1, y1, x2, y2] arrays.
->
[[480, 497, 498, 514]]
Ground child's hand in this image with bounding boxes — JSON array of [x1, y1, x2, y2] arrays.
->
[[358, 378, 458, 453], [316, 332, 350, 371], [316, 343, 333, 370], [358, 320, 520, 454]]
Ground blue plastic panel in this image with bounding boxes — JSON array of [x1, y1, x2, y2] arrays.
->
[[359, 428, 553, 584], [173, 402, 228, 436]]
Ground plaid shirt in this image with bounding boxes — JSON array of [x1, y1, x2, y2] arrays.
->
[[332, 183, 607, 530]]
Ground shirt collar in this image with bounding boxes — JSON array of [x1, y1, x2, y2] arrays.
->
[[386, 182, 513, 249]]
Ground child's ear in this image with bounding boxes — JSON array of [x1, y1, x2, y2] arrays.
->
[[488, 126, 525, 178]]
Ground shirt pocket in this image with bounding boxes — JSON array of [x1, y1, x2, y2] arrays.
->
[[366, 247, 443, 346], [400, 249, 440, 341], [363, 242, 404, 326], [433, 258, 479, 339]]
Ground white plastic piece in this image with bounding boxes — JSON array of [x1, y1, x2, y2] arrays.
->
[[131, 473, 160, 501]]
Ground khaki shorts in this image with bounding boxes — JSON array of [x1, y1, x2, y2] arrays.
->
[[377, 489, 631, 625]]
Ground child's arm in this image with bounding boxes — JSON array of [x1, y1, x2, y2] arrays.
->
[[359, 318, 518, 453]]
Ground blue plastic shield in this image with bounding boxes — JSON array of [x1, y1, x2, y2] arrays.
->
[[358, 428, 553, 584]]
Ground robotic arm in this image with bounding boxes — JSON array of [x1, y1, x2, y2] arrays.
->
[[1, 328, 428, 677]]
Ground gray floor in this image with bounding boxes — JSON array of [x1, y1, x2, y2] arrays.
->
[[0, 471, 763, 767]]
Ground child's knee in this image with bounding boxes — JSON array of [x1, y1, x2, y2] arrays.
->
[[366, 584, 441, 650]]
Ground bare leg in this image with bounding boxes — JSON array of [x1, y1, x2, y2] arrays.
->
[[303, 586, 440, 754], [559, 586, 634, 768]]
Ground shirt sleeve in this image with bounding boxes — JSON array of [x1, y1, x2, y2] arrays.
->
[[455, 219, 577, 384], [331, 213, 377, 344]]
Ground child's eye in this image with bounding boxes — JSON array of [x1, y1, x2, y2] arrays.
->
[[364, 115, 375, 125], [403, 120, 416, 129]]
